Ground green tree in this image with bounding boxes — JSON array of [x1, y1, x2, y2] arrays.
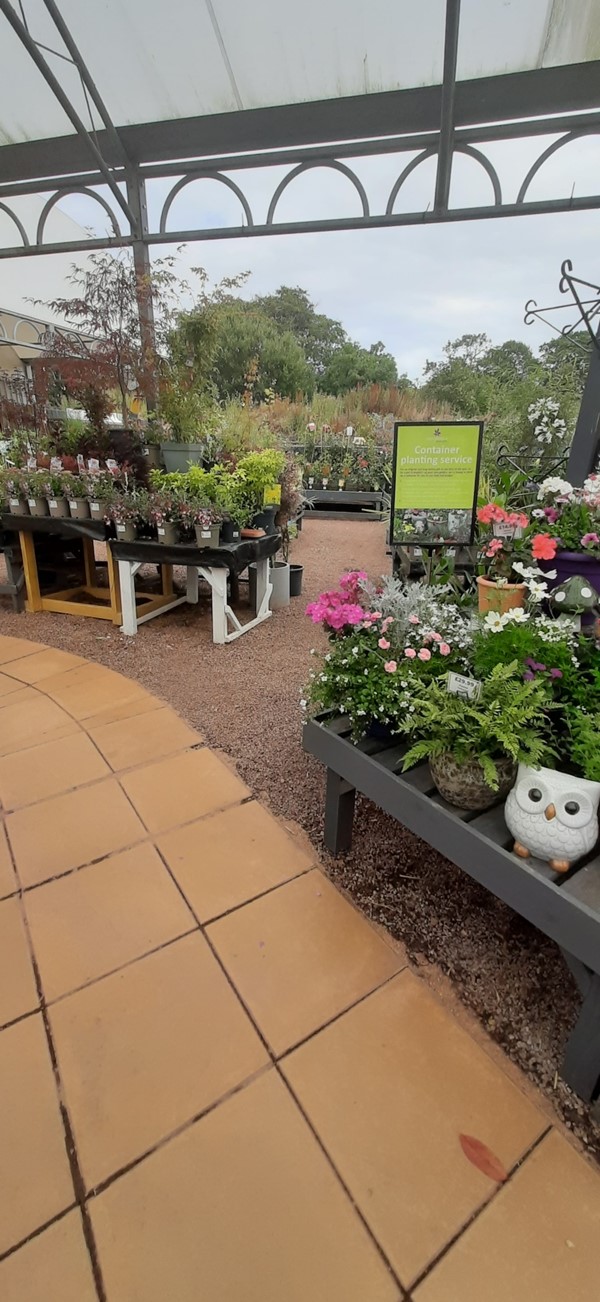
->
[[253, 285, 347, 374], [210, 302, 314, 400], [480, 339, 539, 384], [320, 341, 398, 394]]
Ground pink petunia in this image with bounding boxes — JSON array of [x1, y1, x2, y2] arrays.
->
[[431, 632, 442, 641], [581, 532, 600, 548], [418, 648, 431, 661], [408, 614, 420, 625], [381, 616, 394, 631], [378, 637, 390, 650], [384, 660, 397, 673], [439, 642, 451, 656], [404, 647, 416, 659], [371, 611, 382, 620]]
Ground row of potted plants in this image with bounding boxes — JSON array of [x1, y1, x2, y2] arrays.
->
[[304, 565, 600, 871], [303, 443, 390, 492]]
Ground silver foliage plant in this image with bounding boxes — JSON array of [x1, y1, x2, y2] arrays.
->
[[360, 575, 475, 666]]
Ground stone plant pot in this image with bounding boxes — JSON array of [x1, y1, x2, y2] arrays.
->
[[48, 497, 70, 519], [142, 444, 163, 469], [8, 497, 29, 516], [195, 523, 220, 548], [476, 576, 526, 615], [115, 522, 137, 542], [28, 497, 50, 518], [160, 442, 204, 473], [69, 499, 91, 521], [89, 501, 104, 521], [429, 751, 517, 812], [505, 763, 600, 869], [157, 522, 180, 546]]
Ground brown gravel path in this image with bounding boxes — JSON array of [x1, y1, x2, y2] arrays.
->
[[1, 519, 598, 1156]]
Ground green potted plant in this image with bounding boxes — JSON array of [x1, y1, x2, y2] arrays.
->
[[23, 470, 51, 517], [399, 661, 554, 812], [212, 468, 252, 543], [66, 473, 91, 520], [106, 492, 145, 542], [87, 472, 118, 520], [180, 501, 222, 548], [237, 448, 285, 533], [45, 471, 70, 519], [157, 383, 219, 472], [5, 470, 29, 516], [142, 418, 165, 470], [476, 504, 530, 613]]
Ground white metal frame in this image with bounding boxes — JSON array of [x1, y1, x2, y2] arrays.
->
[[117, 556, 272, 643]]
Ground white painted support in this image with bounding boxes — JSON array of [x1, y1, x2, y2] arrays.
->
[[198, 560, 273, 643], [118, 558, 141, 635], [186, 566, 199, 603]]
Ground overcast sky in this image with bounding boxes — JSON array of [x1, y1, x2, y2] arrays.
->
[[1, 131, 598, 381]]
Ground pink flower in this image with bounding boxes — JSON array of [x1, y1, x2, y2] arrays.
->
[[431, 632, 442, 641], [378, 637, 390, 650], [408, 614, 420, 625], [404, 647, 416, 659], [381, 616, 394, 631], [384, 660, 397, 673], [418, 648, 431, 661], [581, 532, 600, 548], [439, 642, 451, 656], [532, 534, 558, 561], [485, 538, 504, 557], [371, 611, 382, 620]]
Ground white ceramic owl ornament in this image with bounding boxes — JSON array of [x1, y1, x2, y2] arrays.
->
[[505, 764, 600, 872]]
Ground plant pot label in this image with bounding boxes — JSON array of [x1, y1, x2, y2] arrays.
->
[[200, 530, 211, 539], [447, 672, 482, 702], [106, 459, 118, 471], [88, 458, 100, 472], [50, 457, 63, 472], [48, 500, 58, 509], [9, 499, 21, 508], [116, 525, 128, 534], [27, 500, 36, 509], [492, 521, 523, 539]]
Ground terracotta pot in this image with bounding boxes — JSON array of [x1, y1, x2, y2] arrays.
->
[[241, 527, 266, 538], [477, 576, 526, 614], [429, 751, 516, 812]]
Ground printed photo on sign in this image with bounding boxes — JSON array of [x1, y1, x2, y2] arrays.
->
[[390, 421, 483, 547]]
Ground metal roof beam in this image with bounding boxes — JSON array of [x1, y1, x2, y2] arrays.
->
[[434, 0, 461, 213], [0, 0, 136, 227]]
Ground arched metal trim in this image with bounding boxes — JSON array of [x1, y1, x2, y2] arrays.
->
[[159, 172, 253, 233], [517, 130, 600, 205], [36, 187, 121, 246], [267, 160, 370, 226], [0, 201, 29, 248], [387, 144, 501, 215]]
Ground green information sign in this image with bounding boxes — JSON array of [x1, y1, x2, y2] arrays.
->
[[391, 420, 483, 547]]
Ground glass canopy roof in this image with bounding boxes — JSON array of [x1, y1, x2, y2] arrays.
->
[[1, 0, 599, 150]]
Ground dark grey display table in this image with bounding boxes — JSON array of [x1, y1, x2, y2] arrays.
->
[[304, 489, 389, 519], [303, 714, 600, 1107]]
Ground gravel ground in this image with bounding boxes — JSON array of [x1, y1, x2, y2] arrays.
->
[[1, 519, 599, 1157]]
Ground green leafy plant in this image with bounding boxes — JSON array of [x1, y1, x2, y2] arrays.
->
[[568, 709, 600, 782], [399, 662, 555, 790], [65, 474, 88, 499], [237, 448, 285, 508]]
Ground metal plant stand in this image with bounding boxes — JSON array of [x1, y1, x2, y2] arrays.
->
[[304, 714, 600, 1108]]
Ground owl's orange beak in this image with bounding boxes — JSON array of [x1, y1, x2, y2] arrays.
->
[[544, 803, 556, 821]]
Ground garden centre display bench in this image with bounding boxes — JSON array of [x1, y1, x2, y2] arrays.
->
[[0, 526, 25, 612], [1, 513, 123, 623], [304, 489, 389, 520], [304, 714, 600, 1108], [111, 533, 280, 643]]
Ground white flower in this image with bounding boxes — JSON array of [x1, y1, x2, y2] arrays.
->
[[363, 668, 369, 676], [299, 698, 307, 710], [352, 646, 359, 656], [503, 606, 529, 624], [531, 508, 546, 519], [324, 653, 331, 662], [525, 580, 548, 603], [309, 648, 316, 655], [537, 476, 573, 500], [513, 561, 544, 579], [483, 611, 504, 632]]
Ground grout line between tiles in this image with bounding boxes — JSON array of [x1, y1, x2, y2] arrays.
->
[[0, 1203, 78, 1266], [44, 925, 201, 1009], [199, 862, 317, 925], [277, 965, 406, 1061], [5, 836, 108, 1302], [0, 1003, 40, 1035], [408, 1125, 553, 1293]]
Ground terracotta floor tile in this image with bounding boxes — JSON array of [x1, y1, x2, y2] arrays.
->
[[0, 636, 41, 663], [80, 694, 162, 728], [0, 897, 38, 1025], [7, 779, 145, 888], [41, 663, 149, 721], [26, 842, 197, 1001], [0, 671, 24, 698], [208, 869, 403, 1054], [0, 731, 110, 810], [0, 823, 17, 898], [282, 971, 547, 1285], [0, 694, 78, 757], [90, 1071, 399, 1302], [87, 705, 202, 771], [416, 1131, 600, 1302], [159, 800, 316, 922], [50, 932, 268, 1188], [0, 685, 40, 712], [120, 748, 249, 835], [0, 1016, 74, 1254], [0, 1210, 97, 1302], [1, 648, 84, 683]]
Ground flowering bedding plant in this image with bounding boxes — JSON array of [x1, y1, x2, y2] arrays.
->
[[528, 475, 600, 558]]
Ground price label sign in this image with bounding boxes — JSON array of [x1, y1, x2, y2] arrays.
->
[[447, 672, 482, 702]]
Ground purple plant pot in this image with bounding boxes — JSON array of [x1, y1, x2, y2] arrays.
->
[[540, 550, 600, 625]]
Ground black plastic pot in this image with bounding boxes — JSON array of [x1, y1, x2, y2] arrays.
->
[[220, 518, 241, 544], [252, 505, 278, 535], [289, 563, 304, 597]]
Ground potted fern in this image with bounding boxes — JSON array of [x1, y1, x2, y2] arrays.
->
[[399, 662, 554, 811]]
